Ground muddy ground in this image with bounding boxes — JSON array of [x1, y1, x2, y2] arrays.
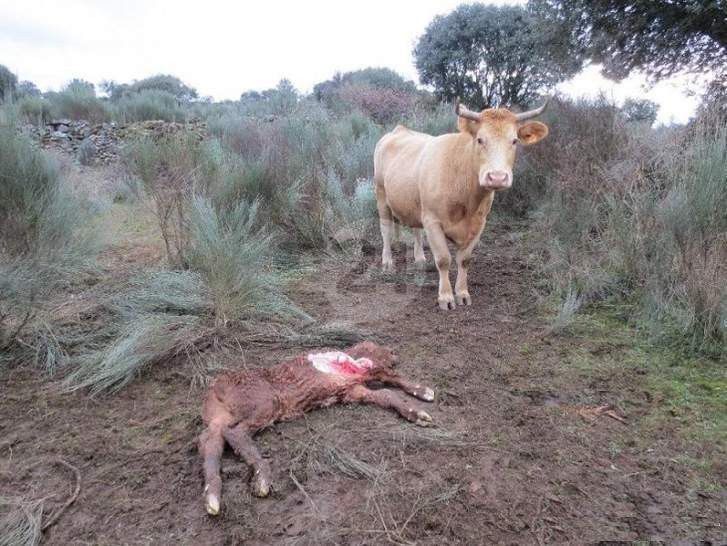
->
[[1, 217, 724, 545]]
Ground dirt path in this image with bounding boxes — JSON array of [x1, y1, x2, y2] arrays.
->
[[1, 218, 724, 545]]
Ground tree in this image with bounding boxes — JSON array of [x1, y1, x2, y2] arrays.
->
[[413, 4, 582, 108], [529, 0, 727, 81], [0, 64, 18, 102], [128, 74, 197, 101], [313, 67, 416, 102], [622, 98, 658, 124]]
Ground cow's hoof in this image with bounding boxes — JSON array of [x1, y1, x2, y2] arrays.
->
[[205, 493, 220, 516], [415, 410, 433, 427], [438, 297, 456, 310], [382, 260, 394, 273], [455, 293, 472, 306], [251, 474, 270, 498], [414, 258, 427, 269]]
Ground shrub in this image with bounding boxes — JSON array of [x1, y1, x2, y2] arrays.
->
[[16, 95, 52, 124], [47, 80, 110, 122], [187, 196, 305, 326], [112, 89, 185, 122], [531, 97, 726, 355], [0, 127, 98, 353], [336, 84, 416, 124]]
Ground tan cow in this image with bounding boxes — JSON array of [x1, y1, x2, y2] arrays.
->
[[373, 100, 550, 310]]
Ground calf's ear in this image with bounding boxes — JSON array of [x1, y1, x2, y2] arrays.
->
[[517, 121, 549, 145]]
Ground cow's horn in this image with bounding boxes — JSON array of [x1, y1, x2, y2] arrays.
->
[[515, 97, 551, 121], [455, 98, 482, 122]]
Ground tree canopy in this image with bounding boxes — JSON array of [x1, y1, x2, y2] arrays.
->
[[313, 67, 416, 102], [101, 74, 198, 101], [413, 4, 582, 109], [529, 0, 727, 81]]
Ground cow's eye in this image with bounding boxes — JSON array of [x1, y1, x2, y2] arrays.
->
[[512, 138, 518, 145], [476, 137, 484, 145]]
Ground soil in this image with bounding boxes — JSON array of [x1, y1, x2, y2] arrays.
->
[[1, 219, 724, 545]]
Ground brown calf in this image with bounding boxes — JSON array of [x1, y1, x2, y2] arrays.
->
[[198, 341, 435, 515]]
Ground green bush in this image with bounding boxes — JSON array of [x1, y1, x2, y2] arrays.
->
[[47, 80, 110, 122], [113, 89, 185, 122], [16, 95, 52, 124], [531, 98, 726, 356], [0, 127, 98, 353]]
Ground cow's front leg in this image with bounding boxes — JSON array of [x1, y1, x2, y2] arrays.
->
[[423, 220, 455, 310], [455, 243, 478, 306], [455, 215, 487, 306]]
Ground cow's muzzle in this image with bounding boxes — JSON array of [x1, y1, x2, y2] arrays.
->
[[480, 170, 511, 190]]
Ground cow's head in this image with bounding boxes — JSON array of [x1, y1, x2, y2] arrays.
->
[[456, 99, 550, 190]]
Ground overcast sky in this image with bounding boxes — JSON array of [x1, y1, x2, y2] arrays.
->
[[1, 0, 706, 124]]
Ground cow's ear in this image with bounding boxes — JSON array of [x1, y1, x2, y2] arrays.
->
[[517, 121, 548, 145], [457, 116, 480, 135]]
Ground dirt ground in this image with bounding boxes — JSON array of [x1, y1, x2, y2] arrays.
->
[[1, 217, 724, 545]]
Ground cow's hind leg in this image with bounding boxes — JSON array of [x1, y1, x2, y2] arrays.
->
[[412, 228, 426, 266], [423, 220, 455, 310], [376, 185, 395, 272], [223, 424, 272, 498], [345, 385, 433, 426], [199, 423, 225, 515]]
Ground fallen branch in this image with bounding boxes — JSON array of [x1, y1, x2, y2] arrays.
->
[[34, 459, 82, 532]]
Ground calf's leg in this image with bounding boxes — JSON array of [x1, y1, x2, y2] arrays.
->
[[346, 385, 433, 426], [423, 220, 455, 310], [199, 424, 225, 515], [376, 371, 435, 402], [223, 424, 272, 498]]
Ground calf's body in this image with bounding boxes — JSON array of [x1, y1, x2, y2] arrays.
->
[[199, 341, 434, 515]]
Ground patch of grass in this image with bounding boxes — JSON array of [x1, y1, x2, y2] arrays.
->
[[557, 304, 726, 449], [0, 497, 42, 546]]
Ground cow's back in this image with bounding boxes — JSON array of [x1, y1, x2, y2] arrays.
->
[[374, 125, 434, 227]]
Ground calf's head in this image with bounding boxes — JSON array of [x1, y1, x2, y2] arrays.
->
[[456, 99, 549, 190]]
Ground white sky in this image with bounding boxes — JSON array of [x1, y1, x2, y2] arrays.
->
[[0, 0, 706, 124]]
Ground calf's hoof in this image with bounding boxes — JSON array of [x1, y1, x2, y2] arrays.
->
[[415, 410, 433, 427], [413, 385, 435, 402], [438, 296, 455, 311], [204, 487, 220, 516], [455, 293, 471, 306], [251, 473, 270, 498]]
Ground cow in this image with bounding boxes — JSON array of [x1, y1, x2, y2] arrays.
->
[[373, 100, 550, 310]]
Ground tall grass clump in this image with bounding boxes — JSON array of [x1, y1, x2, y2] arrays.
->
[[187, 196, 306, 326], [62, 270, 212, 395], [0, 127, 98, 356]]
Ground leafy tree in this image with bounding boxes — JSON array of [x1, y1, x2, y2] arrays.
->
[[64, 78, 96, 95], [0, 64, 18, 102], [529, 0, 727, 80], [100, 80, 130, 101], [622, 98, 658, 124], [129, 74, 197, 101], [413, 4, 582, 108], [314, 67, 416, 102]]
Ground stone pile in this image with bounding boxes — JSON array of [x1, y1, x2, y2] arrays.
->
[[23, 118, 208, 165]]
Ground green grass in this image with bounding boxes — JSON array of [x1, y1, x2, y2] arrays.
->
[[555, 303, 726, 450]]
